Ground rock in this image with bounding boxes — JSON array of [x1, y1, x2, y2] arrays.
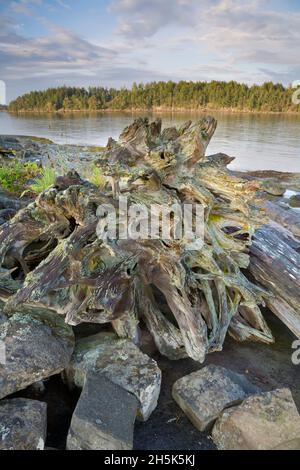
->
[[67, 372, 138, 450], [212, 388, 300, 450], [0, 398, 47, 450], [272, 438, 300, 450], [172, 365, 259, 431], [63, 332, 161, 421], [0, 135, 104, 174], [0, 306, 74, 399], [289, 194, 300, 208]]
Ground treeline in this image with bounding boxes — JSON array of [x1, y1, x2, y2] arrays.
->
[[8, 81, 300, 113]]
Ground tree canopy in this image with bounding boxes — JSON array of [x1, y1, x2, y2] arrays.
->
[[8, 81, 300, 113]]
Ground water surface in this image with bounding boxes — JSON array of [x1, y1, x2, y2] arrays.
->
[[0, 111, 299, 171]]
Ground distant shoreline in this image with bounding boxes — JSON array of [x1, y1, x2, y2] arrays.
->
[[6, 107, 300, 116]]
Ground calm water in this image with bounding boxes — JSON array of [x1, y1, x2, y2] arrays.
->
[[0, 111, 299, 171]]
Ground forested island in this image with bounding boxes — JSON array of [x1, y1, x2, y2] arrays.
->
[[8, 80, 300, 113]]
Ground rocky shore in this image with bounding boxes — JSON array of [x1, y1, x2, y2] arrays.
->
[[0, 118, 299, 450]]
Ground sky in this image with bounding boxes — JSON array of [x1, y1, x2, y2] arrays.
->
[[0, 0, 300, 102]]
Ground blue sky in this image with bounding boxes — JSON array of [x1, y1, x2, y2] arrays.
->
[[0, 0, 299, 102]]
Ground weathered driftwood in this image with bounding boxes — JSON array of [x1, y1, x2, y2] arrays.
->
[[249, 223, 300, 338], [0, 118, 274, 362], [259, 200, 300, 238], [233, 170, 300, 193], [233, 169, 300, 197]]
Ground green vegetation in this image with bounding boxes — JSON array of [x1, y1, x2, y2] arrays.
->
[[29, 167, 56, 194], [8, 81, 300, 113], [85, 164, 105, 189], [0, 161, 40, 194], [0, 160, 57, 195]]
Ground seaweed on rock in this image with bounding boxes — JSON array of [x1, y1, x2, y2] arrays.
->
[[0, 117, 274, 362]]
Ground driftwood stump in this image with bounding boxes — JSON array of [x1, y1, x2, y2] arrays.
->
[[0, 118, 274, 362]]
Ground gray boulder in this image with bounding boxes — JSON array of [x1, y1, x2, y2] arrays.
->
[[212, 388, 300, 450], [172, 364, 259, 431], [63, 332, 161, 421], [0, 306, 74, 399], [67, 373, 138, 450], [0, 398, 47, 450]]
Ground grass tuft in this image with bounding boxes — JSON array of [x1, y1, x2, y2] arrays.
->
[[29, 167, 56, 193]]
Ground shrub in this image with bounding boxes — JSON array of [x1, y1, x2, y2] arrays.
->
[[0, 161, 40, 194]]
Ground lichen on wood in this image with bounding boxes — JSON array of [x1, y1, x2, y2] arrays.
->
[[0, 117, 274, 362]]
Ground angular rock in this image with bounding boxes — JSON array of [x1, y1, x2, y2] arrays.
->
[[212, 388, 300, 450], [0, 306, 74, 399], [0, 398, 47, 450], [172, 365, 259, 431], [272, 439, 300, 450], [63, 332, 161, 421], [67, 372, 138, 450]]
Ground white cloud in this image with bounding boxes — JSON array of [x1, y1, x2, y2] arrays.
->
[[0, 25, 116, 80], [109, 0, 300, 83], [0, 20, 167, 93], [109, 0, 199, 38], [56, 0, 71, 10], [2, 0, 300, 100]]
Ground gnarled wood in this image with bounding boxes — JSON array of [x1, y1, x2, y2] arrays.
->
[[249, 224, 300, 338], [0, 118, 274, 362]]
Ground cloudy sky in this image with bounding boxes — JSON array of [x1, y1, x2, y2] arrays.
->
[[0, 0, 299, 102]]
